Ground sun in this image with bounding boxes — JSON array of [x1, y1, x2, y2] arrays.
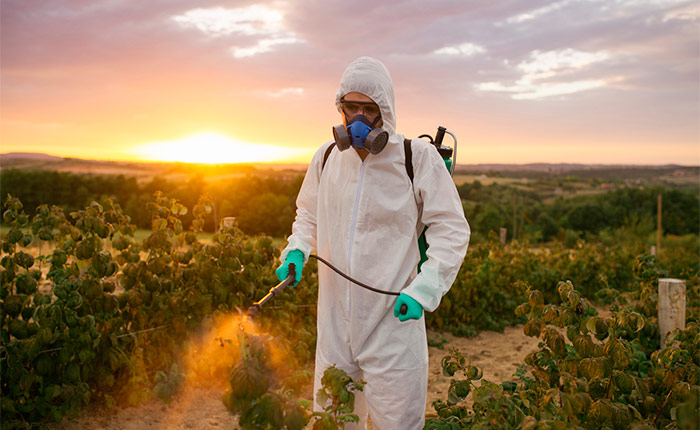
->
[[131, 132, 304, 164]]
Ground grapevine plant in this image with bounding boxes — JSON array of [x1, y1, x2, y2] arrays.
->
[[221, 329, 311, 430], [311, 365, 366, 430], [426, 281, 699, 429], [0, 194, 320, 429], [429, 233, 698, 337], [221, 327, 365, 430]]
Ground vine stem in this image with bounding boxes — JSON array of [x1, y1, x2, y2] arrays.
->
[[115, 324, 170, 338], [36, 324, 171, 354], [653, 388, 673, 424], [332, 397, 340, 427], [37, 347, 62, 354], [606, 333, 616, 400]]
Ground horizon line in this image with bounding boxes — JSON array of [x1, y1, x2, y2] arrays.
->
[[1, 151, 698, 169]]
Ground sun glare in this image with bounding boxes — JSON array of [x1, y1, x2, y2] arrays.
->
[[132, 132, 304, 164]]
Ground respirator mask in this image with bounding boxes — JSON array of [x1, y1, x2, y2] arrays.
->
[[332, 98, 389, 155]]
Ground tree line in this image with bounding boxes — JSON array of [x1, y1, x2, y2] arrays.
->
[[459, 180, 699, 244], [1, 169, 698, 244], [0, 169, 301, 238]]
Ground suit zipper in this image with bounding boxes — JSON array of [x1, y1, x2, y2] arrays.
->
[[347, 162, 366, 275]]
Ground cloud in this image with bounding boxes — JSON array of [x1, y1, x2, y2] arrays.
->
[[477, 48, 610, 99], [478, 79, 607, 100], [504, 0, 694, 25], [434, 42, 486, 57], [662, 3, 699, 22], [505, 0, 574, 24], [231, 36, 303, 58], [519, 49, 609, 79], [171, 5, 305, 58], [172, 6, 283, 37], [612, 0, 693, 9], [266, 87, 305, 98]]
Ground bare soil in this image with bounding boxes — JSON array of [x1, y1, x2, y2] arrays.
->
[[49, 325, 539, 429]]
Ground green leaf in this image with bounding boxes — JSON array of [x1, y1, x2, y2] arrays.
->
[[578, 357, 606, 380], [544, 327, 566, 357], [528, 290, 544, 307], [560, 391, 579, 416], [524, 318, 544, 338], [448, 380, 471, 402]]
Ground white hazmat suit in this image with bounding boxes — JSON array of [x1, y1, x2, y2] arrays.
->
[[281, 57, 470, 429]]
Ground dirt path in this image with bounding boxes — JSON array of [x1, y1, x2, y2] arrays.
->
[[49, 386, 238, 430], [425, 325, 541, 417], [51, 326, 539, 429]]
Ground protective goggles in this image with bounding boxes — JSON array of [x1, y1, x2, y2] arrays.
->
[[339, 97, 381, 119]]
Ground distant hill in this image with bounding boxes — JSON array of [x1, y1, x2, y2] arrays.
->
[[0, 152, 289, 182], [1, 152, 64, 161], [456, 163, 699, 183], [456, 163, 694, 172], [0, 152, 697, 184]]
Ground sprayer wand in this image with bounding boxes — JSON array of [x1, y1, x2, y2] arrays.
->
[[246, 263, 296, 319]]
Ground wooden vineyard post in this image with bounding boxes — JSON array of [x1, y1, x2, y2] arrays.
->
[[222, 217, 236, 229], [658, 278, 686, 348], [500, 228, 507, 245]]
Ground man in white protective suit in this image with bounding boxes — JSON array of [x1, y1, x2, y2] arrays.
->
[[275, 56, 470, 429]]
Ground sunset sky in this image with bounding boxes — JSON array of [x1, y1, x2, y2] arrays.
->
[[1, 0, 698, 165]]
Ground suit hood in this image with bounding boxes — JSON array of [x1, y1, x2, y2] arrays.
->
[[335, 56, 396, 136]]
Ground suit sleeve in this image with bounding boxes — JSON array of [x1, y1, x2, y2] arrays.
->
[[280, 143, 332, 263], [402, 142, 470, 312]]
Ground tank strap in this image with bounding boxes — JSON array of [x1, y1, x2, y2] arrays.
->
[[321, 142, 336, 171], [320, 140, 414, 184], [404, 138, 414, 183]]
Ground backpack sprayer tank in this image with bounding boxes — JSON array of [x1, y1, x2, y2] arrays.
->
[[416, 126, 458, 272]]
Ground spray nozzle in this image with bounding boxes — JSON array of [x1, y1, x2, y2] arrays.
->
[[246, 304, 260, 320]]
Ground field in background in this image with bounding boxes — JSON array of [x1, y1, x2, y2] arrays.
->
[[0, 153, 307, 184], [2, 152, 697, 185]]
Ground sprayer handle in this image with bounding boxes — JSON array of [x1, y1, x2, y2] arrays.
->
[[400, 303, 407, 315], [287, 263, 296, 284], [435, 126, 446, 147]]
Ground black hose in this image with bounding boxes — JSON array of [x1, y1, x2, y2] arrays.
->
[[309, 254, 400, 296], [417, 134, 434, 143]]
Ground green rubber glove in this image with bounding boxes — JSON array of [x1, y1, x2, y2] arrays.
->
[[275, 250, 304, 287], [393, 293, 423, 322]]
